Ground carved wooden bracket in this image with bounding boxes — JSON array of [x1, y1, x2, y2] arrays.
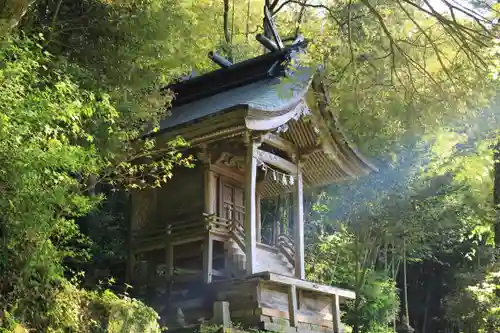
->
[[215, 152, 246, 171]]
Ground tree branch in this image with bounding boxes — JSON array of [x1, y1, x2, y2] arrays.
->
[[397, 2, 456, 85], [272, 0, 341, 26], [223, 0, 231, 45]]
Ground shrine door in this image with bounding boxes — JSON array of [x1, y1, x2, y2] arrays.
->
[[220, 179, 245, 226]]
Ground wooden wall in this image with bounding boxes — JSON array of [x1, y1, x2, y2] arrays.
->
[[133, 248, 167, 294], [130, 186, 158, 231], [156, 164, 205, 225], [207, 278, 338, 333], [211, 279, 260, 325], [257, 282, 335, 333], [130, 164, 205, 233]]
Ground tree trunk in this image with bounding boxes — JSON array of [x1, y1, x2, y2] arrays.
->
[[403, 238, 409, 321], [352, 296, 361, 333], [392, 241, 397, 332], [493, 141, 500, 250], [223, 0, 231, 45]]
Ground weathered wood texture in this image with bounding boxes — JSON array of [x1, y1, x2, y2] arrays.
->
[[130, 164, 205, 253], [132, 248, 167, 292], [130, 165, 204, 235], [211, 279, 260, 311], [260, 272, 356, 299], [204, 276, 348, 333], [131, 187, 158, 231], [219, 176, 245, 224], [293, 164, 305, 279], [205, 167, 217, 215], [255, 282, 336, 333], [255, 243, 294, 276], [156, 165, 205, 223], [244, 139, 257, 275]]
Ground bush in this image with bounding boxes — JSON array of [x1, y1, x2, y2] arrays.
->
[[0, 30, 182, 333], [46, 279, 161, 333], [445, 264, 500, 333]]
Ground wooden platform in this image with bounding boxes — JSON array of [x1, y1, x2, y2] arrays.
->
[[169, 272, 353, 333]]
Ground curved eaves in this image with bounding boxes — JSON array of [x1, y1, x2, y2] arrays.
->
[[244, 68, 315, 130], [310, 76, 378, 176]]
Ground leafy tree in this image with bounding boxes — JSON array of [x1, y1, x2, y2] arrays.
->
[[0, 31, 190, 331], [307, 228, 399, 333]]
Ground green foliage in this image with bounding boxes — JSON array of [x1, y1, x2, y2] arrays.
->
[[445, 265, 500, 333], [288, 0, 495, 156], [305, 110, 500, 331], [307, 229, 399, 332], [29, 278, 160, 332], [0, 30, 189, 332], [0, 311, 22, 332], [467, 269, 500, 332], [1, 278, 160, 333]]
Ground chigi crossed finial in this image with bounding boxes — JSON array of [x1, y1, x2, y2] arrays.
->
[[208, 4, 304, 70]]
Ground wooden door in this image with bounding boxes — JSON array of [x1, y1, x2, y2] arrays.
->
[[220, 180, 245, 225]]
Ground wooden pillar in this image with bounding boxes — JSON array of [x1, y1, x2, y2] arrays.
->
[[204, 167, 216, 215], [293, 163, 305, 279], [126, 247, 135, 284], [332, 294, 341, 333], [203, 166, 215, 283], [288, 284, 298, 327], [256, 184, 262, 243], [202, 233, 213, 283], [244, 138, 258, 275]]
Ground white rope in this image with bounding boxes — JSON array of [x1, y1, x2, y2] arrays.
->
[[256, 157, 295, 186]]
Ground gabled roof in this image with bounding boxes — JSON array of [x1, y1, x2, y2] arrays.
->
[[155, 42, 376, 191], [159, 67, 313, 131], [164, 42, 307, 106], [159, 42, 309, 132]]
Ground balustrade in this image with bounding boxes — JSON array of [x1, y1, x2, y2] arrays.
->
[[132, 215, 296, 269]]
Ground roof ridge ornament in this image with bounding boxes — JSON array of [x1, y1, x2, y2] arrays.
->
[[208, 4, 306, 69], [208, 51, 233, 68], [263, 5, 284, 50], [256, 34, 280, 52]]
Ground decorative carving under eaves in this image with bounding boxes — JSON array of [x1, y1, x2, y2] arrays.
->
[[215, 152, 245, 171], [196, 151, 211, 164], [196, 144, 211, 164], [276, 99, 310, 133]]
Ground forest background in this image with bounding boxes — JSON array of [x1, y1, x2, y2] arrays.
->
[[0, 0, 499, 332]]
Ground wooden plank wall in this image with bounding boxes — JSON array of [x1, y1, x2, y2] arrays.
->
[[131, 187, 158, 231], [210, 279, 261, 326], [130, 164, 205, 233], [207, 279, 339, 333], [164, 277, 346, 333], [256, 281, 335, 333], [156, 164, 205, 224]]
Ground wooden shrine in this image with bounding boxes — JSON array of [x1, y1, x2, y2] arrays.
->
[[127, 27, 376, 333]]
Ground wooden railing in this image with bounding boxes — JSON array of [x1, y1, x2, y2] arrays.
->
[[132, 215, 225, 252], [132, 215, 296, 268], [228, 219, 245, 252], [203, 213, 231, 235], [277, 233, 295, 267]]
